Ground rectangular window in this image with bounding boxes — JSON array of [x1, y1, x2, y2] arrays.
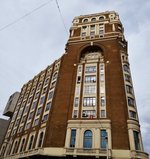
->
[[100, 74, 104, 81], [73, 110, 78, 118], [21, 115, 26, 123], [90, 31, 95, 36], [85, 66, 96, 73], [90, 25, 95, 30], [39, 96, 45, 105], [33, 118, 39, 126], [42, 114, 48, 122], [82, 32, 86, 37], [70, 129, 76, 148], [126, 85, 133, 94], [129, 110, 136, 119], [77, 76, 81, 84], [85, 75, 96, 83], [75, 86, 80, 95], [31, 101, 37, 110], [36, 107, 42, 116], [101, 130, 107, 149], [100, 63, 104, 72], [100, 96, 105, 106], [78, 66, 82, 73], [100, 110, 106, 118], [125, 74, 131, 82], [45, 102, 51, 111], [84, 85, 96, 94], [25, 122, 31, 130], [48, 91, 53, 100], [28, 112, 34, 120], [83, 97, 96, 106], [123, 64, 129, 73], [35, 92, 40, 99], [82, 110, 96, 118], [128, 97, 135, 106], [74, 97, 79, 107], [133, 131, 141, 150]]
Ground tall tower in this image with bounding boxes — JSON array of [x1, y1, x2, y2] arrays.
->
[[0, 11, 148, 159]]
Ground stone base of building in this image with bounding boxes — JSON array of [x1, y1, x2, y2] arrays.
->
[[2, 147, 149, 159]]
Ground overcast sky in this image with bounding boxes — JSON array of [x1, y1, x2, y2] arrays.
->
[[0, 0, 149, 155]]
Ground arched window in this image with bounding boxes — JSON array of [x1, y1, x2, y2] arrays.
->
[[1, 145, 6, 156], [12, 141, 18, 154], [28, 135, 34, 150], [20, 138, 25, 152], [38, 132, 44, 147], [99, 16, 105, 21], [91, 18, 96, 22], [83, 19, 88, 23], [83, 130, 92, 148]]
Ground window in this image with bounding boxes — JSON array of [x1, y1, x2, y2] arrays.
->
[[128, 97, 135, 106], [12, 141, 18, 154], [90, 31, 95, 36], [82, 26, 87, 30], [52, 72, 58, 81], [126, 85, 133, 94], [85, 75, 96, 83], [24, 106, 29, 114], [45, 102, 51, 111], [77, 76, 81, 83], [85, 66, 96, 73], [1, 145, 6, 156], [123, 64, 129, 73], [84, 85, 96, 94], [129, 110, 136, 119], [91, 18, 96, 22], [48, 91, 53, 100], [82, 110, 96, 118], [83, 97, 96, 106], [75, 86, 80, 95], [99, 16, 105, 21], [33, 119, 39, 126], [45, 78, 49, 85], [37, 82, 42, 90], [28, 135, 34, 150], [74, 97, 79, 107], [15, 119, 19, 127], [100, 74, 104, 81], [83, 19, 88, 23], [78, 66, 82, 73], [31, 101, 37, 110], [35, 92, 40, 99], [101, 130, 107, 149], [100, 110, 106, 118], [50, 81, 56, 88], [28, 97, 32, 104], [28, 112, 34, 120], [70, 129, 76, 147], [100, 96, 105, 106], [38, 132, 44, 147], [18, 109, 23, 117], [100, 63, 104, 72], [81, 32, 86, 37], [42, 87, 47, 94], [20, 138, 25, 152], [42, 114, 49, 122], [91, 25, 95, 30], [73, 110, 78, 118], [133, 131, 141, 150], [125, 74, 131, 82], [21, 115, 26, 123], [39, 96, 45, 105], [83, 130, 92, 149], [36, 107, 42, 116], [18, 126, 23, 133], [25, 122, 31, 130]]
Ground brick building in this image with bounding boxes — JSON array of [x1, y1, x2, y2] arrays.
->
[[0, 11, 148, 159]]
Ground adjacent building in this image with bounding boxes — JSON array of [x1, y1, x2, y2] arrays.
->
[[0, 11, 148, 159]]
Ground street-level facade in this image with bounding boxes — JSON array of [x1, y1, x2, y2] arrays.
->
[[0, 11, 149, 159]]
